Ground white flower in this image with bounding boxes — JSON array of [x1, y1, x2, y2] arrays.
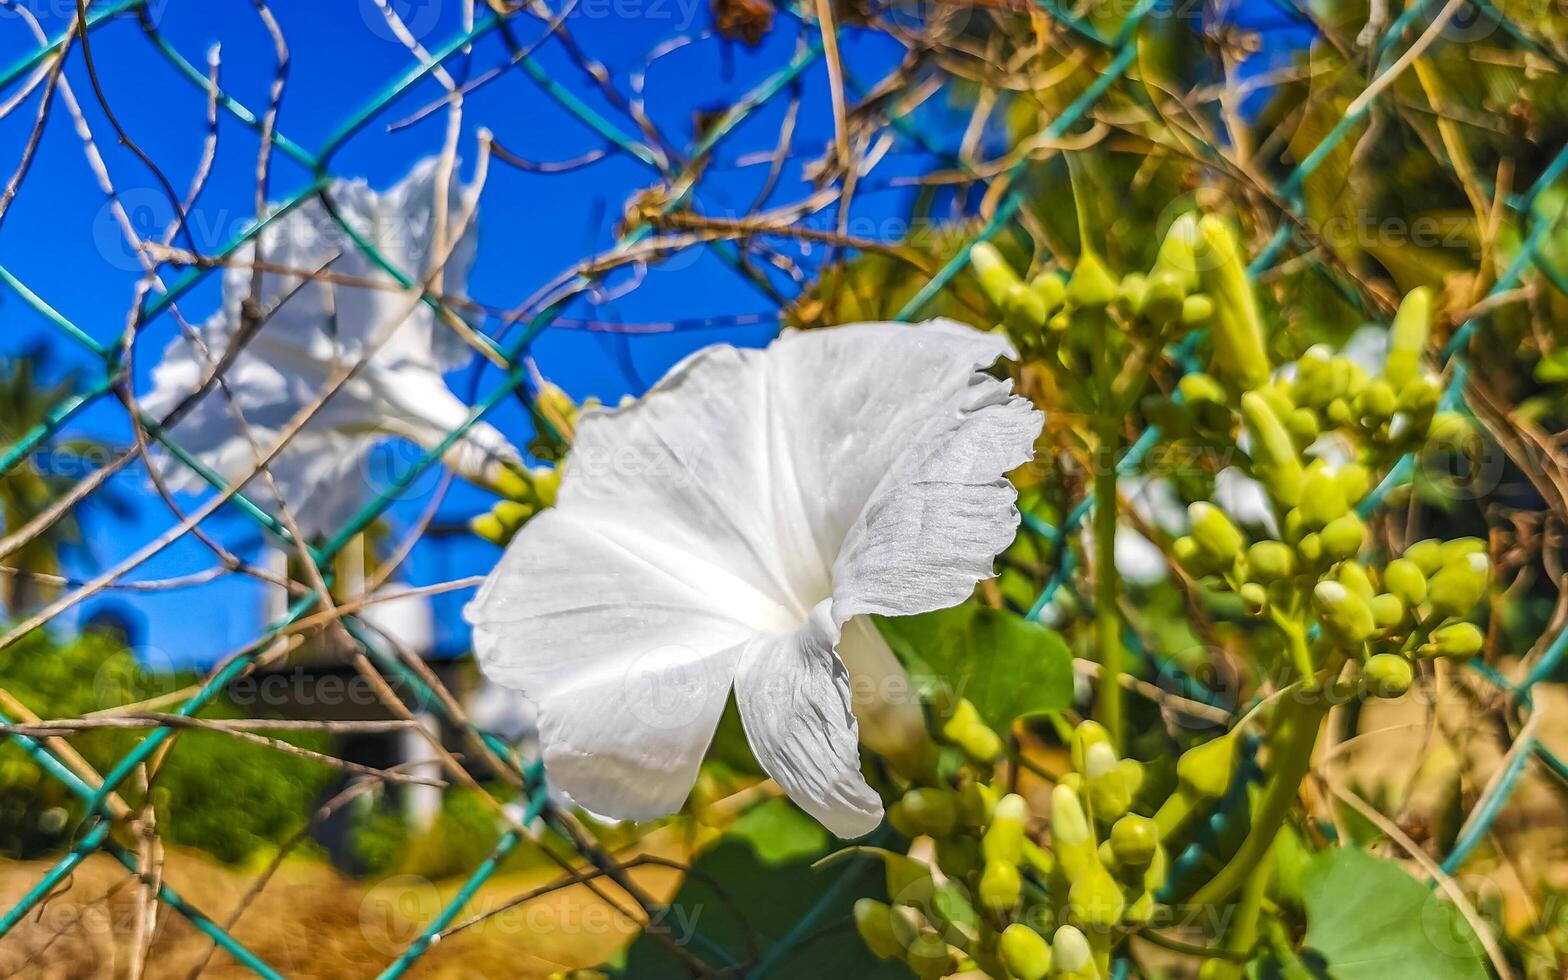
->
[[466, 321, 1041, 837], [142, 158, 518, 536], [1214, 465, 1279, 536], [1109, 476, 1190, 586]]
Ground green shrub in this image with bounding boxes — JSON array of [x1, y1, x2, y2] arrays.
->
[[0, 627, 334, 863]]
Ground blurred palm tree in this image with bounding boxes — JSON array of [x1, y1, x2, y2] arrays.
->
[[0, 345, 126, 616]]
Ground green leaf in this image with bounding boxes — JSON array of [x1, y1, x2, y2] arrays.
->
[[875, 604, 1073, 731], [1301, 847, 1488, 980], [615, 804, 909, 978], [728, 797, 830, 865]]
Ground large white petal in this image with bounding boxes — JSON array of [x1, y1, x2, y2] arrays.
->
[[206, 158, 478, 373], [735, 601, 882, 838], [817, 325, 1041, 621], [468, 507, 756, 820]]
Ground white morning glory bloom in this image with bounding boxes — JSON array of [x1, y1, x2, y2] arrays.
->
[[142, 158, 519, 536], [466, 321, 1041, 837]]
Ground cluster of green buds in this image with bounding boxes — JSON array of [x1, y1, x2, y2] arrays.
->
[[1164, 280, 1488, 694], [968, 214, 1220, 383], [1286, 288, 1468, 461], [470, 382, 585, 546], [1158, 282, 1466, 466], [853, 715, 1250, 978], [469, 464, 560, 546]]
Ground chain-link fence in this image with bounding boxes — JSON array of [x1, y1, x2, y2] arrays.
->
[[0, 0, 1565, 975]]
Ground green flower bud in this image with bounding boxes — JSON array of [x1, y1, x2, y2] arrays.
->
[[1109, 814, 1159, 870], [1023, 839, 1057, 877], [1181, 292, 1214, 326], [1068, 252, 1120, 308], [1194, 216, 1271, 390], [940, 698, 1004, 765], [1370, 593, 1406, 631], [1405, 539, 1444, 576], [1241, 391, 1304, 506], [1172, 535, 1206, 575], [1052, 925, 1093, 976], [1286, 407, 1320, 447], [1068, 863, 1125, 929], [470, 512, 508, 545], [1354, 379, 1397, 423], [1383, 558, 1428, 607], [983, 794, 1028, 865], [1050, 785, 1095, 878], [854, 899, 904, 959], [999, 923, 1052, 980], [979, 859, 1022, 915], [1315, 581, 1376, 645], [958, 780, 999, 829], [901, 788, 958, 839], [1427, 412, 1473, 452], [1140, 271, 1185, 324], [1030, 271, 1067, 313], [1088, 759, 1141, 822], [1123, 889, 1157, 927], [887, 800, 921, 839], [1297, 532, 1324, 567], [1240, 582, 1269, 616], [1440, 537, 1487, 564], [1178, 371, 1227, 407], [1048, 311, 1071, 333], [1337, 357, 1370, 398], [1397, 376, 1442, 417], [1428, 552, 1489, 618], [1293, 346, 1334, 408], [1189, 502, 1246, 562], [1152, 212, 1202, 292], [879, 851, 936, 908], [1004, 282, 1049, 332], [1256, 383, 1295, 422], [1321, 513, 1367, 562], [1298, 467, 1349, 529], [1176, 734, 1238, 801], [935, 835, 982, 880], [1364, 653, 1414, 698], [1117, 273, 1149, 313], [493, 466, 533, 502], [1421, 622, 1484, 659], [1070, 720, 1113, 775], [1386, 286, 1431, 390], [1326, 397, 1354, 427], [970, 242, 1022, 309], [1334, 560, 1377, 603], [904, 933, 953, 980], [1335, 463, 1371, 507], [1246, 541, 1296, 582]]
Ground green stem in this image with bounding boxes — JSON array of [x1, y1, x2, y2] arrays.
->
[[1187, 670, 1336, 908], [1092, 410, 1124, 754]]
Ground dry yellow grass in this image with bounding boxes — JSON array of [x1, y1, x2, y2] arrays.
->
[[0, 829, 698, 979]]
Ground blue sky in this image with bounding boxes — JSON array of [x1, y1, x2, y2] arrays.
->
[[0, 1, 1310, 665]]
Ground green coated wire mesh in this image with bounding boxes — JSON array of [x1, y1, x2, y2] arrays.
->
[[0, 0, 1564, 976]]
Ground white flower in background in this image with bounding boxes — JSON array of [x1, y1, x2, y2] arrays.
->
[[1112, 476, 1189, 586], [142, 158, 519, 536], [466, 321, 1041, 837], [1214, 465, 1279, 535]]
